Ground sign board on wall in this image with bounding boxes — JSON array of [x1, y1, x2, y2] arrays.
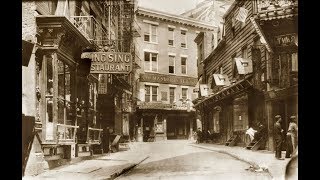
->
[[274, 33, 297, 47], [140, 73, 198, 86], [81, 52, 132, 74]]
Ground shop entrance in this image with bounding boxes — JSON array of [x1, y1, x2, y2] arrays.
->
[[167, 116, 189, 139], [143, 115, 155, 142]]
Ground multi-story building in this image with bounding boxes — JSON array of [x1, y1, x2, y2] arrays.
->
[[193, 0, 298, 151], [182, 0, 233, 79], [254, 0, 298, 151], [22, 0, 137, 176], [134, 7, 215, 141]]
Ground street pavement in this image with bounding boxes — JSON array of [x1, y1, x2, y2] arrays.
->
[[116, 140, 271, 180], [190, 142, 292, 180], [23, 140, 293, 180], [23, 142, 149, 180]]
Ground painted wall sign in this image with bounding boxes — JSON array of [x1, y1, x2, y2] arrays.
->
[[274, 33, 297, 47], [140, 73, 198, 86], [81, 52, 132, 74]]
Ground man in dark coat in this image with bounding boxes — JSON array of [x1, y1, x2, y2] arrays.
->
[[274, 115, 284, 160]]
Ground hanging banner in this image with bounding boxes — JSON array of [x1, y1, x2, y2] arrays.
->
[[236, 7, 248, 23], [81, 52, 132, 74]]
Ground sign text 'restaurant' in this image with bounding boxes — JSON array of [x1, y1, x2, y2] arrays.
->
[[81, 52, 132, 74]]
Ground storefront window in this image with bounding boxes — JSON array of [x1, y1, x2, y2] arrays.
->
[[57, 60, 74, 125], [46, 56, 54, 123]]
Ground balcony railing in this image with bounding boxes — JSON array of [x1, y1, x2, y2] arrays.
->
[[256, 0, 298, 19], [87, 127, 103, 144], [56, 123, 79, 144], [70, 16, 108, 46]]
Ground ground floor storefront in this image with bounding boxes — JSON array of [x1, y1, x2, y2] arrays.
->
[[136, 108, 196, 142], [264, 85, 298, 151], [194, 77, 268, 149]]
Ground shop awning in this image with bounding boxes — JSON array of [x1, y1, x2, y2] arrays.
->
[[250, 17, 273, 53], [194, 75, 253, 108], [235, 58, 253, 75]]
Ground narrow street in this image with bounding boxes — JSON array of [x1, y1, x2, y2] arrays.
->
[[116, 140, 271, 180]]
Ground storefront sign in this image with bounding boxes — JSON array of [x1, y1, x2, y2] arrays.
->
[[81, 52, 132, 74], [274, 33, 297, 47], [138, 102, 172, 109], [140, 73, 198, 86]]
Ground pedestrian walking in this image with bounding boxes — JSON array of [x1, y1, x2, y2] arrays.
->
[[274, 115, 284, 160], [285, 127, 293, 158], [287, 116, 298, 155], [196, 128, 202, 144]]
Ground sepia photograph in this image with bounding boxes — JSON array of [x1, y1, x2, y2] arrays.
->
[[22, 0, 298, 179]]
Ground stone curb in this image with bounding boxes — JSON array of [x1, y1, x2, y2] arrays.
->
[[106, 156, 150, 180], [189, 144, 274, 179]]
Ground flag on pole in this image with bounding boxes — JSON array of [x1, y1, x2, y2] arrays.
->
[[236, 7, 248, 23]]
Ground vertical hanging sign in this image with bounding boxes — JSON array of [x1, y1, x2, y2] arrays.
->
[[98, 74, 108, 94]]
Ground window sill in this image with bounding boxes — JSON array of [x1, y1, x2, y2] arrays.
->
[[181, 47, 188, 50], [180, 74, 189, 77], [144, 41, 159, 45], [168, 45, 175, 48], [145, 70, 159, 74]]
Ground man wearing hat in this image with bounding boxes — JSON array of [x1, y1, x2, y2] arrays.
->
[[274, 115, 284, 159], [287, 116, 298, 155]]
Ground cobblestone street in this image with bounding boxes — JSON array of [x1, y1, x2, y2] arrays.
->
[[116, 140, 272, 180]]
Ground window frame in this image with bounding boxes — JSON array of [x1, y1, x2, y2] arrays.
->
[[169, 87, 176, 104], [145, 85, 158, 102], [181, 56, 187, 75], [168, 27, 175, 46], [169, 55, 175, 74], [242, 45, 248, 59], [180, 30, 187, 48], [40, 53, 77, 142], [181, 87, 188, 100], [144, 51, 158, 72], [144, 23, 158, 43]]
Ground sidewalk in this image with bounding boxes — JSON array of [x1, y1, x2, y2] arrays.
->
[[189, 143, 291, 180], [23, 142, 149, 180]]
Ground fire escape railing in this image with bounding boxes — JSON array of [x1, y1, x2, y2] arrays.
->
[[70, 15, 108, 48]]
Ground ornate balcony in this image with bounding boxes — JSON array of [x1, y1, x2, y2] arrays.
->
[[256, 0, 298, 20]]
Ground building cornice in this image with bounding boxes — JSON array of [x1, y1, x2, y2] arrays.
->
[[137, 7, 216, 31]]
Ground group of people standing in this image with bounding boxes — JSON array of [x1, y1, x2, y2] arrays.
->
[[274, 115, 298, 160]]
